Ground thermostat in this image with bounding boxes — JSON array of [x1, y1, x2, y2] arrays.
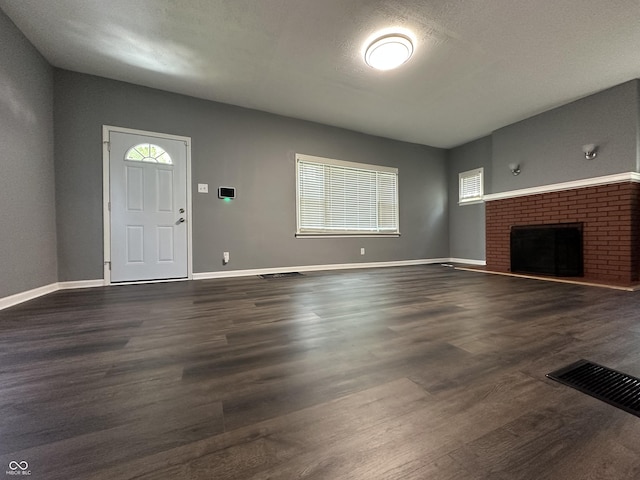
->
[[218, 187, 236, 199]]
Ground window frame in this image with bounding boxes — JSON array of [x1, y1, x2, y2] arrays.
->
[[458, 167, 484, 205], [295, 153, 400, 238]]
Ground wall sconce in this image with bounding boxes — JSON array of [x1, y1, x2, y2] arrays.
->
[[582, 144, 598, 160], [508, 163, 521, 176]]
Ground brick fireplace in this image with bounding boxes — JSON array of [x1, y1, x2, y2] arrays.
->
[[485, 180, 640, 286]]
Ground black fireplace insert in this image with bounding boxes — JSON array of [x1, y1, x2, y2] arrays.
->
[[510, 223, 583, 277]]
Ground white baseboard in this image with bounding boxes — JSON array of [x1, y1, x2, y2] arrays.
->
[[58, 279, 106, 290], [0, 279, 105, 311], [192, 258, 451, 280], [0, 283, 59, 311], [1, 257, 487, 310], [449, 258, 486, 266]]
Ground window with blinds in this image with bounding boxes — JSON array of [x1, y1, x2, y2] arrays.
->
[[296, 154, 399, 236], [459, 167, 484, 204]]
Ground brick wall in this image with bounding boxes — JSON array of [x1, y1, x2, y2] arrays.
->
[[485, 182, 640, 285]]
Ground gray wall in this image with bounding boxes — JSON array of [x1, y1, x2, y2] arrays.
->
[[0, 10, 57, 298], [54, 70, 448, 281], [491, 80, 639, 194], [447, 136, 491, 261], [5, 20, 637, 290], [448, 80, 640, 263]]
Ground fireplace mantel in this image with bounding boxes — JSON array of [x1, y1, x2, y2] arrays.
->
[[484, 172, 640, 202]]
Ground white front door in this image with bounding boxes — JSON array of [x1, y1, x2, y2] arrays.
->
[[108, 130, 189, 282]]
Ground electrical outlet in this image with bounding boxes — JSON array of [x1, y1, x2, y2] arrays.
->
[[223, 251, 230, 264], [360, 247, 365, 255], [198, 183, 209, 193]]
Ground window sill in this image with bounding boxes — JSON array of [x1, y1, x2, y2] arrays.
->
[[296, 233, 401, 239], [458, 198, 484, 206]]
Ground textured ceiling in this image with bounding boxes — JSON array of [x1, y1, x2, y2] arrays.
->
[[2, 0, 640, 148]]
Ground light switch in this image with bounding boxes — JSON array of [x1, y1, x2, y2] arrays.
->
[[198, 183, 209, 193]]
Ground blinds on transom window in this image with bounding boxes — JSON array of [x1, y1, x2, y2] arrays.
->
[[459, 168, 483, 203]]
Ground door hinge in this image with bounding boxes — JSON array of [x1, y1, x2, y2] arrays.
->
[[103, 140, 110, 151], [108, 201, 111, 212], [104, 261, 111, 270]]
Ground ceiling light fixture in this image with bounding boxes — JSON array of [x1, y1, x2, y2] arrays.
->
[[364, 33, 414, 71]]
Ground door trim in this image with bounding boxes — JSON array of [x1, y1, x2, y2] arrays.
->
[[102, 125, 193, 285]]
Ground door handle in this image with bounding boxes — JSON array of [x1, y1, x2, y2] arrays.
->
[[178, 218, 185, 223]]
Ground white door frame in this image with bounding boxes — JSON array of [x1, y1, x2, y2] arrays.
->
[[102, 125, 193, 285]]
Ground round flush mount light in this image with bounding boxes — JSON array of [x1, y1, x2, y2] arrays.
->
[[364, 33, 414, 70]]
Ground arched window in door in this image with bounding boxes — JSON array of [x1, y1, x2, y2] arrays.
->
[[125, 143, 172, 164]]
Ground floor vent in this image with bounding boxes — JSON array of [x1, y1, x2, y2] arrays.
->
[[547, 359, 640, 417], [258, 272, 303, 279]]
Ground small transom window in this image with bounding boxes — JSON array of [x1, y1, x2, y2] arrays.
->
[[125, 143, 172, 164], [459, 167, 483, 204]]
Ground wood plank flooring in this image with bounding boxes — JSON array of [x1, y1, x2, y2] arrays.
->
[[1, 265, 640, 479]]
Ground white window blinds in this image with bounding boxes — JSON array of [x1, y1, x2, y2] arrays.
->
[[459, 168, 484, 204], [296, 154, 399, 235]]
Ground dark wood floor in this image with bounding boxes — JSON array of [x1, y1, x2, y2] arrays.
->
[[2, 265, 640, 479]]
